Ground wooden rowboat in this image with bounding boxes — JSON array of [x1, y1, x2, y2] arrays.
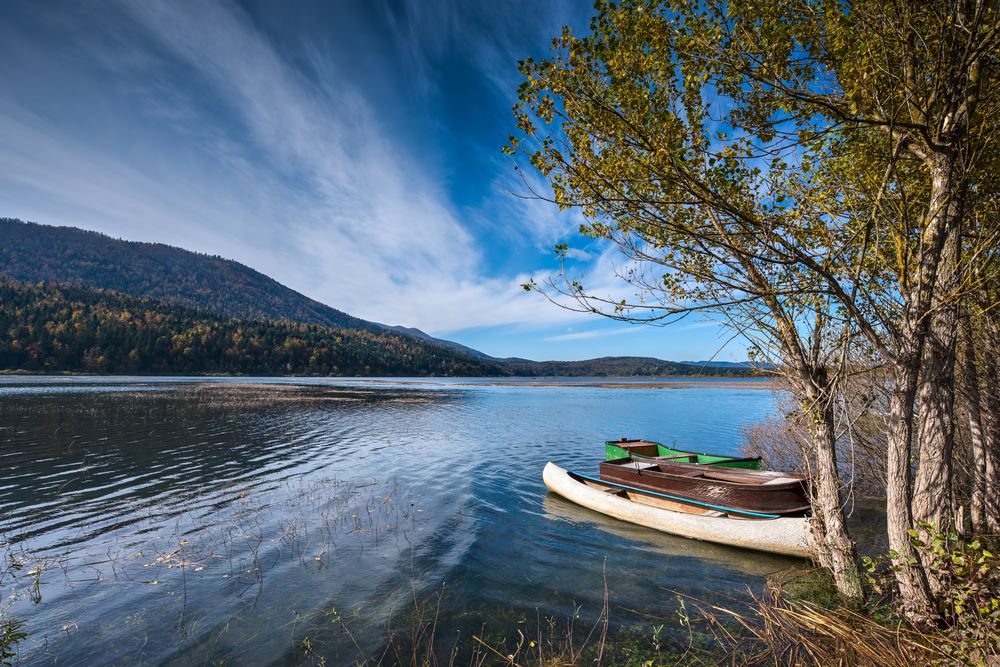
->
[[543, 462, 814, 558], [605, 438, 763, 470], [600, 457, 811, 517]]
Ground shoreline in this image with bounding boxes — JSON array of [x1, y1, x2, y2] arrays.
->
[[0, 373, 778, 390], [448, 378, 777, 389]]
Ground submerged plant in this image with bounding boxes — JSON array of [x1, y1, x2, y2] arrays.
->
[[0, 551, 29, 666], [0, 618, 26, 667]]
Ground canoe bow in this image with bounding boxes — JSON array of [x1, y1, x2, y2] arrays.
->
[[543, 462, 815, 559]]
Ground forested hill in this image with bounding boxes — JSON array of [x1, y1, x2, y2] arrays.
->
[[503, 357, 751, 377], [0, 218, 378, 331], [0, 278, 754, 377], [0, 218, 754, 377], [0, 280, 505, 376]]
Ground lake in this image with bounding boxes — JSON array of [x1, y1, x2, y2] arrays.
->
[[0, 376, 798, 665]]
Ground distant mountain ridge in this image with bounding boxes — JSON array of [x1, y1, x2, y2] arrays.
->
[[0, 218, 754, 377], [0, 218, 382, 331], [503, 356, 751, 377], [379, 323, 495, 360], [679, 360, 751, 368], [0, 278, 506, 376], [1, 218, 489, 353]]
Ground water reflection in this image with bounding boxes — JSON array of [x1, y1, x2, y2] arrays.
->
[[0, 378, 789, 665], [540, 494, 801, 578]]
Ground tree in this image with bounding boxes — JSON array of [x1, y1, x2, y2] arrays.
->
[[510, 0, 1000, 624]]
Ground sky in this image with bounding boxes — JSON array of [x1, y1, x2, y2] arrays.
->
[[0, 0, 745, 362]]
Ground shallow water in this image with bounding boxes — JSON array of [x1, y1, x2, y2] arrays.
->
[[0, 376, 798, 665]]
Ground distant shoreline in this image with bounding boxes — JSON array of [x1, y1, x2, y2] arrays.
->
[[449, 378, 778, 389], [0, 373, 778, 390]]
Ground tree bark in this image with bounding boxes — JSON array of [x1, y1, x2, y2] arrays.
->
[[977, 319, 1000, 533], [911, 169, 963, 541], [886, 359, 939, 628], [807, 394, 863, 601], [911, 329, 956, 532], [958, 315, 988, 534], [910, 257, 958, 598], [881, 146, 966, 625]]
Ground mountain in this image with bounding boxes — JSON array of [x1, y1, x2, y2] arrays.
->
[[0, 218, 754, 377], [0, 218, 524, 360], [0, 218, 380, 329], [380, 324, 495, 360], [502, 356, 752, 377], [679, 360, 751, 368], [0, 279, 505, 376], [679, 360, 775, 371]]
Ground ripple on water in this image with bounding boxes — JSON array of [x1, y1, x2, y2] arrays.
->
[[0, 377, 789, 665]]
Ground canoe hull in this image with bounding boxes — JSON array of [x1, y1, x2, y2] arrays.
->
[[600, 459, 811, 516], [543, 462, 814, 559], [605, 439, 763, 469]]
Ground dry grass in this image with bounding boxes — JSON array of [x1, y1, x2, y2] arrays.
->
[[708, 580, 957, 667]]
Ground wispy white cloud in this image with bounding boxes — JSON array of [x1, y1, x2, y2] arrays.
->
[[0, 0, 599, 334], [542, 326, 646, 342], [486, 165, 588, 250], [679, 320, 724, 331], [564, 247, 593, 261], [0, 107, 265, 255]]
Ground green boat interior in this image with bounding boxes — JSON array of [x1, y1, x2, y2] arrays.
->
[[605, 438, 763, 469]]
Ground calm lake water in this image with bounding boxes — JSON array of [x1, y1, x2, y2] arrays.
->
[[0, 376, 798, 665]]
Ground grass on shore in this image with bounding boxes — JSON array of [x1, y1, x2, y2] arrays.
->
[[321, 560, 999, 667]]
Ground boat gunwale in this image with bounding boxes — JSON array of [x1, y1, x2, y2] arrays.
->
[[602, 457, 807, 492]]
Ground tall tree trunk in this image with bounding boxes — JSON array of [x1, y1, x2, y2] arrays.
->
[[912, 181, 963, 540], [886, 360, 939, 628], [807, 393, 863, 601], [978, 321, 1000, 533], [958, 315, 988, 534], [910, 267, 958, 597], [883, 152, 964, 625], [755, 275, 862, 600], [911, 327, 957, 531]]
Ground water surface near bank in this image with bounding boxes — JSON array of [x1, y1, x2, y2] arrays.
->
[[0, 376, 797, 664]]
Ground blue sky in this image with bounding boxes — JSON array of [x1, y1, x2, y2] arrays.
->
[[0, 0, 744, 362]]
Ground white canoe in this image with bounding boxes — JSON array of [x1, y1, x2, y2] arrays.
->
[[543, 461, 815, 559]]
